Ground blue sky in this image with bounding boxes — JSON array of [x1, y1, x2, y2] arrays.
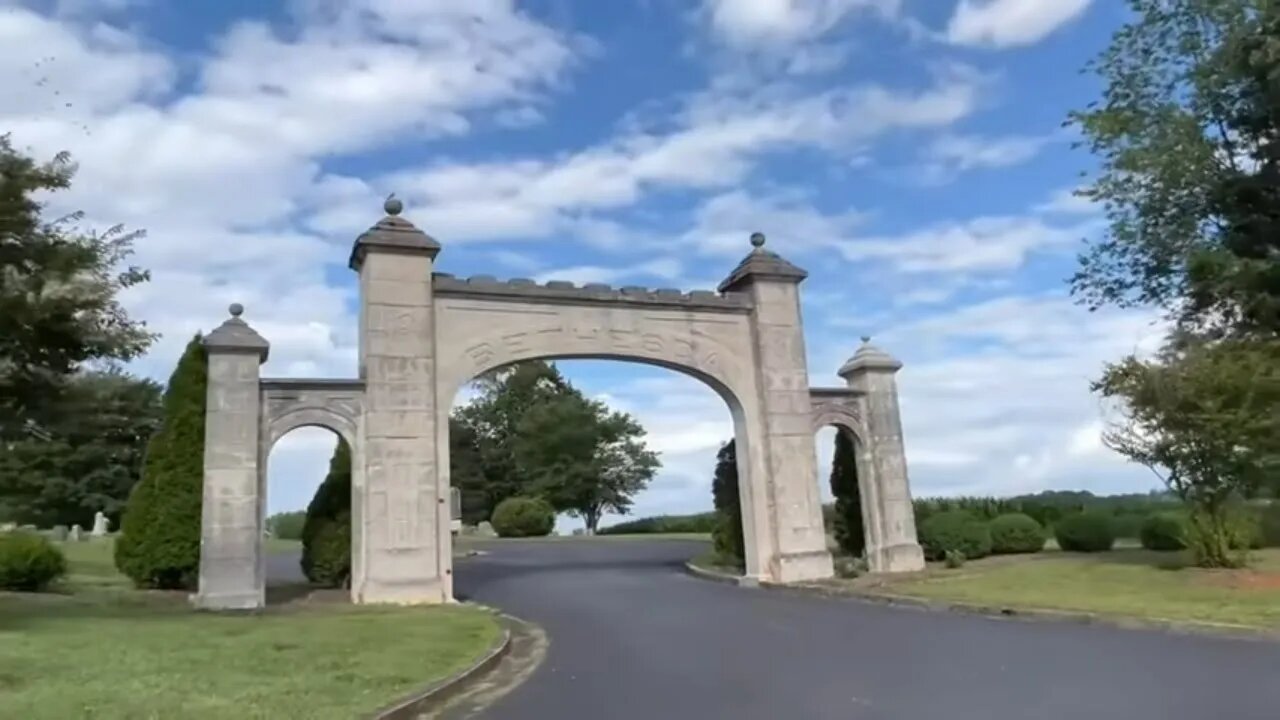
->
[[1, 0, 1166, 529]]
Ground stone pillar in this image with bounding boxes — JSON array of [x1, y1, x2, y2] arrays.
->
[[349, 197, 449, 604], [839, 339, 925, 573], [196, 303, 269, 610], [719, 233, 833, 584]]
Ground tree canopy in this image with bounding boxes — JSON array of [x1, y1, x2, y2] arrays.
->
[[0, 370, 161, 528], [0, 135, 152, 441]]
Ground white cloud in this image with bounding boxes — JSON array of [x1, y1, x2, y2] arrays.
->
[[947, 0, 1093, 48], [1036, 186, 1099, 216], [533, 258, 684, 286], [702, 0, 899, 47], [916, 132, 1051, 183], [839, 213, 1096, 274]]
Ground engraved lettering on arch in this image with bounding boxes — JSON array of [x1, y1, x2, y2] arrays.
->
[[641, 333, 664, 353], [608, 329, 635, 350], [502, 332, 529, 354], [466, 342, 495, 368], [671, 337, 695, 362]]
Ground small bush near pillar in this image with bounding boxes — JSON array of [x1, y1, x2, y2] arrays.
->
[[989, 513, 1047, 554], [919, 511, 992, 561], [491, 497, 555, 538], [1054, 512, 1116, 553], [114, 335, 207, 590], [1139, 513, 1187, 551], [0, 532, 67, 591]]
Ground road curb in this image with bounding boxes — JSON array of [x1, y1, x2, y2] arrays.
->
[[683, 560, 1280, 643], [370, 611, 513, 720]]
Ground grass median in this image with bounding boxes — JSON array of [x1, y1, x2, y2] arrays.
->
[[855, 548, 1280, 630], [0, 540, 502, 720]]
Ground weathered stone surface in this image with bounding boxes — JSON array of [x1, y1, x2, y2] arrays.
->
[[68, 524, 82, 542]]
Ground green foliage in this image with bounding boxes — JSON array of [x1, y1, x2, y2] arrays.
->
[[514, 390, 658, 534], [302, 439, 352, 587], [913, 490, 1183, 539], [451, 362, 572, 522], [598, 512, 717, 535], [1140, 513, 1188, 551], [113, 336, 206, 589], [1054, 513, 1117, 553], [988, 513, 1046, 555], [1259, 503, 1280, 548], [490, 496, 555, 538], [266, 510, 306, 541], [944, 550, 966, 569], [710, 440, 745, 563], [1067, 0, 1280, 335], [828, 430, 864, 557], [0, 531, 66, 591], [0, 370, 161, 528], [1097, 339, 1279, 566], [0, 136, 153, 441], [919, 511, 992, 561]]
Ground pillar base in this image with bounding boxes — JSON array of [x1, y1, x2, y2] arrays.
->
[[773, 549, 834, 583], [354, 578, 449, 605], [192, 591, 263, 611], [867, 542, 925, 573]]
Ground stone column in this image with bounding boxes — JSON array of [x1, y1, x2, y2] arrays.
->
[[349, 197, 449, 604], [719, 233, 833, 584], [196, 303, 269, 610], [839, 339, 925, 573]]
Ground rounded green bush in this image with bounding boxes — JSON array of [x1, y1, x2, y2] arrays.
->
[[1139, 513, 1186, 551], [989, 513, 1046, 554], [0, 532, 67, 591], [919, 510, 992, 561], [491, 497, 555, 538], [1054, 513, 1116, 553]]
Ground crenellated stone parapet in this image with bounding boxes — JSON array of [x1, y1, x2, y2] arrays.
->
[[432, 273, 752, 312]]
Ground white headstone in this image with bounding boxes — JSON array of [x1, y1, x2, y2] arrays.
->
[[69, 524, 83, 542], [91, 511, 110, 537]]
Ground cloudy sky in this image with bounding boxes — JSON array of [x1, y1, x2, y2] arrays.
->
[[2, 0, 1166, 529]]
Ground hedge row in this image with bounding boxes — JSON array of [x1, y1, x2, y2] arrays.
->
[[598, 512, 718, 535]]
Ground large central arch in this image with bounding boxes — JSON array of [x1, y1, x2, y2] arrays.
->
[[193, 201, 924, 610]]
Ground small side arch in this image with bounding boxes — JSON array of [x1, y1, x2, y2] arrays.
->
[[264, 406, 358, 454]]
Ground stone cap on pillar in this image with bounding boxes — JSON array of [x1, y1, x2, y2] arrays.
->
[[717, 232, 808, 293], [838, 336, 902, 377], [348, 195, 441, 270], [204, 303, 269, 362]]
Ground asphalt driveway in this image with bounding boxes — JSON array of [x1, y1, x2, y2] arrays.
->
[[450, 538, 1280, 720]]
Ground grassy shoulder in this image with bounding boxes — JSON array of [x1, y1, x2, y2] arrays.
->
[[0, 540, 502, 720], [854, 548, 1280, 630]]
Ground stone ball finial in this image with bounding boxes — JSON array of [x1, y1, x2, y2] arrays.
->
[[384, 193, 403, 216], [229, 303, 244, 318], [749, 231, 766, 248], [861, 335, 871, 344]]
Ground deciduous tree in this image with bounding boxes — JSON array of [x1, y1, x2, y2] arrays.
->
[[0, 135, 152, 440]]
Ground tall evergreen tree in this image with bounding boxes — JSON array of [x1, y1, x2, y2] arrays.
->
[[301, 438, 352, 587], [829, 430, 865, 557], [114, 335, 206, 589], [710, 440, 744, 562]]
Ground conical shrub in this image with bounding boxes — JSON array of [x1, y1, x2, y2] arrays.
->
[[301, 438, 352, 587], [114, 335, 207, 589]]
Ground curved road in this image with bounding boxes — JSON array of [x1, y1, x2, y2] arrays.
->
[[450, 539, 1280, 720]]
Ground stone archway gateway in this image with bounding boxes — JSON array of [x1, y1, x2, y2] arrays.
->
[[195, 199, 925, 610]]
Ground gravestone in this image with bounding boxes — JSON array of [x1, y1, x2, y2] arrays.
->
[[0, 522, 15, 533], [450, 487, 462, 534], [476, 521, 497, 538], [69, 524, 83, 542], [91, 511, 111, 537], [50, 525, 69, 541]]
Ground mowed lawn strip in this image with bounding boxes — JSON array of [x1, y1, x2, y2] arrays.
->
[[0, 540, 501, 720], [868, 548, 1280, 630]]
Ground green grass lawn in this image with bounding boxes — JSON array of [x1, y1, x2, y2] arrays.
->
[[0, 540, 502, 720], [866, 548, 1280, 630]]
